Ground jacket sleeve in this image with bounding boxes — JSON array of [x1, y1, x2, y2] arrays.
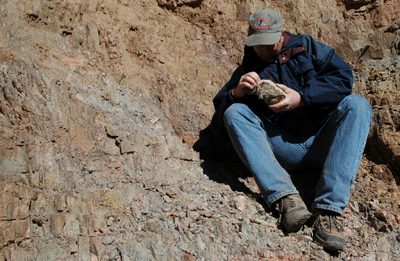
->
[[210, 46, 267, 139], [298, 34, 353, 107], [209, 64, 244, 139]]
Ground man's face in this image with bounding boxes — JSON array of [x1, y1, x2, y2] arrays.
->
[[252, 31, 285, 62]]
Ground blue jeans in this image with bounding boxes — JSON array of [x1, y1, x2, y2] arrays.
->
[[223, 94, 372, 214]]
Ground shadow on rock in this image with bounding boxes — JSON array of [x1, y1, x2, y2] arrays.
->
[[193, 125, 322, 211], [193, 125, 256, 196], [289, 168, 321, 209]]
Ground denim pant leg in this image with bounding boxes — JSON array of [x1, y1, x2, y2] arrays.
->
[[304, 94, 372, 214], [223, 103, 308, 207]]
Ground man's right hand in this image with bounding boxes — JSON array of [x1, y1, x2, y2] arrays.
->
[[233, 72, 260, 98]]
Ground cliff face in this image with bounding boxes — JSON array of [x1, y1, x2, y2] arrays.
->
[[0, 0, 399, 260]]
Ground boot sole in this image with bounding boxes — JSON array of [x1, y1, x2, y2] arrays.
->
[[314, 233, 346, 252]]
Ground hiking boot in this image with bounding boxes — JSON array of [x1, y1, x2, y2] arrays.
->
[[275, 194, 312, 232], [311, 211, 346, 252]]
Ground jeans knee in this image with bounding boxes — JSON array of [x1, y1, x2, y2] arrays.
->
[[339, 94, 372, 121], [223, 103, 250, 126]]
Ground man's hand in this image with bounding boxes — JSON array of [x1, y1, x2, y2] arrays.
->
[[233, 72, 260, 98], [268, 84, 304, 112]]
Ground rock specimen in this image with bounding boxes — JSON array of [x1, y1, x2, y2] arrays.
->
[[253, 79, 286, 105]]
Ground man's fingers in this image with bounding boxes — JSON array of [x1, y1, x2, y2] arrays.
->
[[242, 74, 259, 87], [238, 73, 260, 93], [268, 100, 287, 112], [247, 72, 261, 84], [235, 72, 261, 97]]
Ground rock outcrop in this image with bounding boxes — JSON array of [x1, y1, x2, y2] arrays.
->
[[0, 0, 399, 260]]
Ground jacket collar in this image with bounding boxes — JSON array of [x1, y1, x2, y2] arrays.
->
[[278, 32, 307, 64]]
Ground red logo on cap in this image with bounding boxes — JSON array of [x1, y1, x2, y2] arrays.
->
[[253, 18, 270, 29]]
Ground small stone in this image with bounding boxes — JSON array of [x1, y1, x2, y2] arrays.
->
[[163, 195, 172, 203], [50, 214, 66, 238], [101, 236, 115, 245], [304, 235, 313, 242], [106, 216, 115, 226], [235, 195, 247, 212], [54, 195, 66, 212]]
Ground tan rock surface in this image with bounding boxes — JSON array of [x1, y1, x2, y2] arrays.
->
[[0, 0, 399, 260]]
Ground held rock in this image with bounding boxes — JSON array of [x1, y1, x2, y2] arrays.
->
[[252, 80, 286, 105]]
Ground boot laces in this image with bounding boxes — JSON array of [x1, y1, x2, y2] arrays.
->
[[313, 213, 342, 232]]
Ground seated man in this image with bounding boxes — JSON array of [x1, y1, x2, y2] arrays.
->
[[211, 8, 372, 252]]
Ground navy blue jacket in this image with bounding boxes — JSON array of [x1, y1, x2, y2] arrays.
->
[[211, 32, 353, 140]]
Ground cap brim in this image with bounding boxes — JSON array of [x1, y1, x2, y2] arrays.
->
[[246, 31, 282, 46]]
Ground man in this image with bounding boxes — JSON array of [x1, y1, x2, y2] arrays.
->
[[210, 8, 372, 252]]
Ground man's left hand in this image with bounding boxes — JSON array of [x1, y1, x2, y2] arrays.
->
[[268, 84, 304, 112]]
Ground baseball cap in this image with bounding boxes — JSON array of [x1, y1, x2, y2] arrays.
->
[[246, 8, 284, 46]]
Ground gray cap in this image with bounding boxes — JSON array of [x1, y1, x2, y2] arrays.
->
[[246, 8, 284, 46]]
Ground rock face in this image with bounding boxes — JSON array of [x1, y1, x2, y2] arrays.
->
[[0, 0, 399, 260]]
